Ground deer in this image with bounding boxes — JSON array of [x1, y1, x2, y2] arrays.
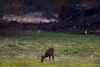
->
[[41, 48, 54, 62]]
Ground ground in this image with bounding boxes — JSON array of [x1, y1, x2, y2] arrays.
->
[[0, 32, 100, 67]]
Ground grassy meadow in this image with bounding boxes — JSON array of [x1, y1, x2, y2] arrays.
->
[[0, 32, 100, 67]]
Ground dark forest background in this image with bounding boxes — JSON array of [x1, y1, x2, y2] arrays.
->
[[0, 0, 100, 14], [0, 0, 100, 36]]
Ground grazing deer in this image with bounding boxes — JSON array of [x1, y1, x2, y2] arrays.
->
[[41, 48, 54, 62]]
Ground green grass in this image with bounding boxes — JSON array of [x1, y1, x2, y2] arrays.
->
[[0, 32, 100, 67]]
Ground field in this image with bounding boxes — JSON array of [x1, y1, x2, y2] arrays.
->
[[0, 32, 100, 67]]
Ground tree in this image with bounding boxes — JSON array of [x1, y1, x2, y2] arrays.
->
[[0, 0, 5, 20], [58, 0, 82, 22]]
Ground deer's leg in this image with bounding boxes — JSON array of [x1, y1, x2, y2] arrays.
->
[[52, 55, 55, 62], [49, 56, 51, 61]]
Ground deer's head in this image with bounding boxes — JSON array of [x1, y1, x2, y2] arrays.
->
[[41, 55, 45, 62]]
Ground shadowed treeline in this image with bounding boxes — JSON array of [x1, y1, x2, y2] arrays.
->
[[0, 0, 100, 15], [0, 19, 100, 37], [0, 0, 100, 36]]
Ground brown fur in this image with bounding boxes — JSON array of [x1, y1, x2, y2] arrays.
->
[[41, 48, 54, 62]]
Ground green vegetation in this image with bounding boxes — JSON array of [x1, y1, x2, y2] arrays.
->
[[0, 32, 100, 67]]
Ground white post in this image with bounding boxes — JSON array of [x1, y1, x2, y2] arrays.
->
[[38, 29, 40, 37], [85, 30, 87, 35]]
